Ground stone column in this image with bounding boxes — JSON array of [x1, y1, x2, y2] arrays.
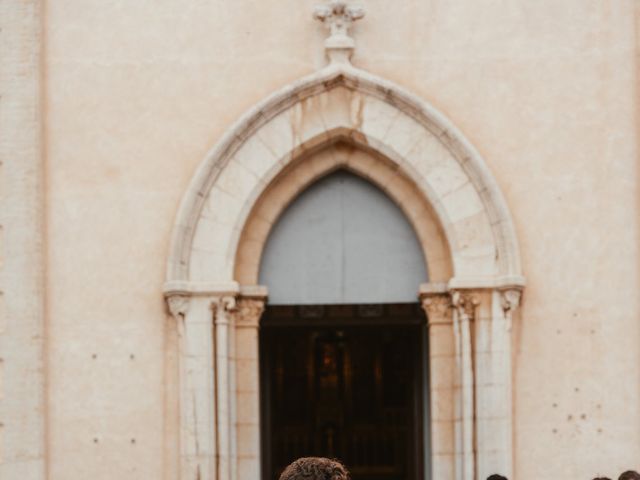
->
[[450, 290, 480, 480], [233, 287, 267, 480], [420, 291, 455, 480], [473, 288, 521, 480], [422, 284, 521, 480], [168, 294, 217, 480], [213, 295, 238, 480]]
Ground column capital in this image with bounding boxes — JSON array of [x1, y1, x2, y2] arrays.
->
[[419, 292, 452, 326], [450, 289, 481, 321], [500, 287, 522, 313], [235, 285, 268, 328], [212, 295, 238, 325], [235, 297, 266, 329], [166, 294, 190, 321], [499, 287, 522, 332]]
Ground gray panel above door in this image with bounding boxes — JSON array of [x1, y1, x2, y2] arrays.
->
[[259, 170, 429, 305]]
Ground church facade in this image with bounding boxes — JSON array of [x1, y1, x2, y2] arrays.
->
[[2, 1, 639, 480]]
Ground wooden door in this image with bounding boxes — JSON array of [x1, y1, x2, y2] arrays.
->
[[260, 304, 425, 480]]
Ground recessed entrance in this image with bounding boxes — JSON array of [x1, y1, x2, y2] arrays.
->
[[260, 304, 427, 480], [257, 167, 430, 480], [165, 58, 524, 480]]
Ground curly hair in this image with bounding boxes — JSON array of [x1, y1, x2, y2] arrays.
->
[[620, 472, 640, 480], [279, 457, 350, 480]]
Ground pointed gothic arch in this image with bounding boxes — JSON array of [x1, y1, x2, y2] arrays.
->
[[165, 65, 522, 288], [164, 62, 525, 480]]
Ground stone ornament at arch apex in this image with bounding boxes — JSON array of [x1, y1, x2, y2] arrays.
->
[[163, 62, 525, 293]]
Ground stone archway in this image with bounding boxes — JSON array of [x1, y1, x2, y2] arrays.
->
[[164, 17, 524, 480]]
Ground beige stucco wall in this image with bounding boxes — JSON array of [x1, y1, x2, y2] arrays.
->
[[0, 1, 45, 479], [38, 1, 639, 479]]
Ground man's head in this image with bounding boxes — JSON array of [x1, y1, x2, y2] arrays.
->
[[619, 471, 640, 480], [279, 457, 350, 480], [487, 475, 508, 480]]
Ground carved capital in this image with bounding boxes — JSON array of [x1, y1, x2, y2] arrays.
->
[[234, 298, 266, 329], [212, 295, 237, 325], [221, 295, 237, 312], [166, 294, 190, 321], [451, 290, 480, 321], [500, 288, 522, 332], [420, 294, 451, 326], [500, 288, 522, 314]]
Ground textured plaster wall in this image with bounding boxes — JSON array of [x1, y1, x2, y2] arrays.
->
[[44, 1, 639, 479], [0, 1, 45, 479]]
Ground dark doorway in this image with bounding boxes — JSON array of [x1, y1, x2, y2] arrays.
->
[[260, 304, 427, 480]]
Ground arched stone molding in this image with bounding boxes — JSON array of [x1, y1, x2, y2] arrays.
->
[[164, 62, 523, 292], [164, 61, 525, 480]]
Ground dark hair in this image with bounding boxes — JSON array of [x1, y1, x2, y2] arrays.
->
[[279, 457, 350, 480], [620, 472, 640, 480], [487, 475, 508, 480], [593, 477, 612, 480]]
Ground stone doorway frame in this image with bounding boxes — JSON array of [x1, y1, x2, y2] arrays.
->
[[164, 62, 525, 480], [259, 304, 429, 480]]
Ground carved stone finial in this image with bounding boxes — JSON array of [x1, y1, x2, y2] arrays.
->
[[313, 1, 365, 64]]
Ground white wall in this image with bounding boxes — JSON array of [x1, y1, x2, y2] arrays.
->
[[40, 1, 640, 479]]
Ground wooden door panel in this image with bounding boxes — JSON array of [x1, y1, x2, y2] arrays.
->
[[261, 304, 425, 480]]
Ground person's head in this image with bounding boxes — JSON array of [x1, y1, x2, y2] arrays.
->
[[279, 457, 350, 480], [619, 471, 640, 480], [487, 475, 508, 480]]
